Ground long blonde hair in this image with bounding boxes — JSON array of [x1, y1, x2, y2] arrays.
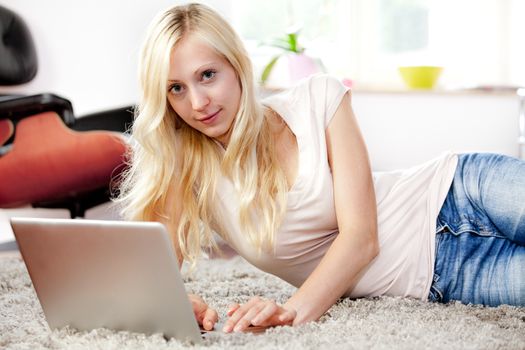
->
[[117, 3, 288, 263]]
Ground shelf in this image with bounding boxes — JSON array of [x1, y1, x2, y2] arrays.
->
[[351, 87, 522, 96]]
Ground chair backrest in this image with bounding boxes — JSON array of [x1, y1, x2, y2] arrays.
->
[[0, 4, 38, 85]]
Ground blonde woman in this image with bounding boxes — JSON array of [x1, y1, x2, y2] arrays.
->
[[118, 3, 525, 333]]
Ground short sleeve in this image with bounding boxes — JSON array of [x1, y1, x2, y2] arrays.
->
[[307, 74, 350, 128]]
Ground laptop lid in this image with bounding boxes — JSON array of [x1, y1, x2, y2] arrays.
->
[[10, 217, 202, 343]]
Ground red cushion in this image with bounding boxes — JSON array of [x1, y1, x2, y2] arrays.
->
[[0, 119, 14, 145], [0, 111, 128, 207]]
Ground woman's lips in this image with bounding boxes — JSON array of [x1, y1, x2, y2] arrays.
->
[[199, 110, 221, 125]]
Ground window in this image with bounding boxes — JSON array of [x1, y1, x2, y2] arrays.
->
[[228, 0, 525, 89], [230, 0, 350, 84]]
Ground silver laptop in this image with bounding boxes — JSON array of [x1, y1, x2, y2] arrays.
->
[[10, 217, 202, 343]]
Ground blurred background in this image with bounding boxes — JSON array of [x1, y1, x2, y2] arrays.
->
[[1, 0, 524, 115]]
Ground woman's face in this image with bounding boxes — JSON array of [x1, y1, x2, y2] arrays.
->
[[167, 34, 241, 146]]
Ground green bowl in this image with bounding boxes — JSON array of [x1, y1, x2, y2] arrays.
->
[[398, 66, 443, 89]]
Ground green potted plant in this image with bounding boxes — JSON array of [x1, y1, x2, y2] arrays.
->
[[260, 27, 324, 87]]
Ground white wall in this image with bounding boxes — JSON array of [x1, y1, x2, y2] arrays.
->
[[509, 0, 525, 85], [352, 92, 520, 171], [0, 0, 232, 115]]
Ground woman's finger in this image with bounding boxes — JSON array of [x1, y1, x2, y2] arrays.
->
[[223, 304, 249, 332], [202, 307, 218, 331], [223, 297, 263, 332], [189, 295, 207, 314], [277, 308, 296, 324], [251, 300, 278, 326], [232, 301, 267, 332], [226, 303, 240, 316]]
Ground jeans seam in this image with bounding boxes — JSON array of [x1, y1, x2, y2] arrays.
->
[[429, 273, 444, 303], [430, 285, 444, 302], [442, 217, 506, 239], [451, 227, 506, 239]]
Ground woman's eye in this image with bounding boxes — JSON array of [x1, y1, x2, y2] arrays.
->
[[170, 84, 183, 94], [202, 70, 216, 81]]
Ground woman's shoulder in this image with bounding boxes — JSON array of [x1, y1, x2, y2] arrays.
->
[[263, 74, 345, 105], [283, 74, 345, 94], [287, 74, 349, 107], [304, 74, 349, 98], [300, 73, 350, 112], [305, 73, 344, 86]]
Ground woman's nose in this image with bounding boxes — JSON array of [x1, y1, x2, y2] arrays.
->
[[189, 87, 210, 111]]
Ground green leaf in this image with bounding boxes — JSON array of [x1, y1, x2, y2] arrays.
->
[[260, 55, 281, 84], [287, 33, 298, 52], [267, 38, 294, 52], [270, 43, 295, 52]]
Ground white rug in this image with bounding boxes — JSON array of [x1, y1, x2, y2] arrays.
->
[[1, 254, 524, 349]]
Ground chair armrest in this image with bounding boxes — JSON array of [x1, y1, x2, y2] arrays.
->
[[0, 93, 75, 126], [72, 105, 135, 133]]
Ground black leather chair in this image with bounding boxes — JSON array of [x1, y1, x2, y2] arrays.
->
[[0, 4, 134, 218]]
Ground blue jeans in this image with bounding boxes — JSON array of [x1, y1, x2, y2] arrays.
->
[[429, 153, 525, 307]]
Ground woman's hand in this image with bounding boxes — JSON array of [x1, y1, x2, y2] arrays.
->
[[188, 294, 218, 331], [222, 296, 296, 333]]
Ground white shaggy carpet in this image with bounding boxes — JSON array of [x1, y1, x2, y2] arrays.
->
[[1, 254, 524, 349]]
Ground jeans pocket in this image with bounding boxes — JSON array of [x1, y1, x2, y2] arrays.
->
[[436, 224, 450, 236]]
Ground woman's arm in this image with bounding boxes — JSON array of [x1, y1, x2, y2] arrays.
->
[[284, 91, 378, 324], [224, 91, 378, 331]]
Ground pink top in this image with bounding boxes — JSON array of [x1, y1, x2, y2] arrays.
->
[[216, 74, 458, 300]]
